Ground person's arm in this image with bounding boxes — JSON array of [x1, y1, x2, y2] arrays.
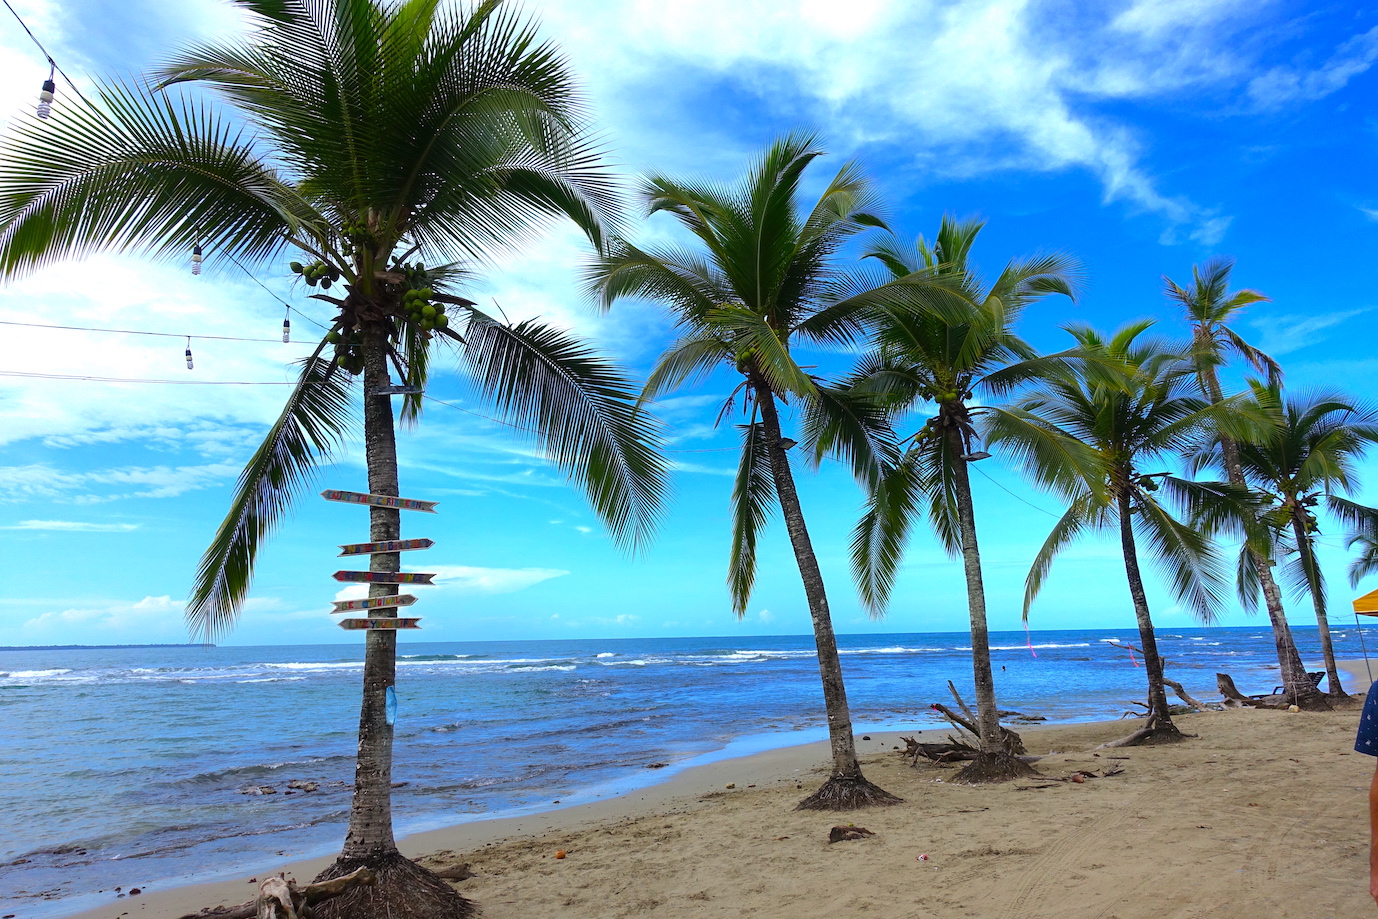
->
[[1370, 760, 1378, 904]]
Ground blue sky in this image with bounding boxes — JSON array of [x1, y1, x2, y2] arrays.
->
[[1, 0, 1377, 646]]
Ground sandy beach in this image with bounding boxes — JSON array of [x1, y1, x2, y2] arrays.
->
[[68, 667, 1377, 919]]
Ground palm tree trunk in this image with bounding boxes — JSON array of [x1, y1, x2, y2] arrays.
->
[[1116, 489, 1181, 739], [945, 429, 1037, 782], [1290, 513, 1349, 700], [340, 329, 402, 860], [756, 386, 898, 810], [1199, 367, 1326, 710]]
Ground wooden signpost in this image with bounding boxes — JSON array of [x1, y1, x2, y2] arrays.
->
[[325, 489, 437, 646], [369, 384, 424, 396], [331, 594, 418, 613], [338, 538, 434, 556], [321, 490, 438, 513], [339, 617, 422, 631], [333, 570, 435, 585]]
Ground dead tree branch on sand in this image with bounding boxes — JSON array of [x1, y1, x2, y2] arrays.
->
[[177, 868, 375, 919]]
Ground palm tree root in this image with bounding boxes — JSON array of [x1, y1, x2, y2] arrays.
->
[[310, 852, 476, 919], [796, 773, 903, 811], [1095, 713, 1185, 749], [951, 751, 1040, 784]]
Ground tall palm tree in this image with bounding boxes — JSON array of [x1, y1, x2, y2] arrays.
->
[[589, 134, 964, 809], [0, 2, 666, 914], [1164, 259, 1326, 709], [988, 322, 1233, 741], [1197, 382, 1378, 701], [822, 215, 1079, 781]]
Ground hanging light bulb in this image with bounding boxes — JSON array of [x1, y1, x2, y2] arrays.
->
[[185, 336, 194, 370], [37, 63, 55, 120], [191, 244, 203, 276], [282, 310, 291, 343]]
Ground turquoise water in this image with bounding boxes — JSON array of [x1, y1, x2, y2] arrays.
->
[[0, 625, 1369, 917]]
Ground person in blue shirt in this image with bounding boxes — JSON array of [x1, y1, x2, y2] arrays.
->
[[1357, 683, 1378, 903]]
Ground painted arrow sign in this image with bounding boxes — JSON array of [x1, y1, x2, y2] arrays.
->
[[338, 538, 434, 557], [368, 384, 423, 396], [321, 490, 438, 513], [339, 617, 421, 630], [331, 594, 419, 613], [333, 571, 436, 585]]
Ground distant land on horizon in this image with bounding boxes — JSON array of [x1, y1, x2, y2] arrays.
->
[[0, 643, 217, 651]]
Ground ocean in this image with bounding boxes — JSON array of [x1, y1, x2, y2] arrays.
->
[[1, 625, 1372, 917]]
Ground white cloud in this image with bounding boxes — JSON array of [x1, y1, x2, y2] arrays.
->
[[1360, 207, 1378, 223], [0, 461, 240, 503], [2, 519, 139, 531], [758, 608, 775, 624], [20, 594, 184, 643], [1248, 26, 1378, 109], [423, 564, 570, 594], [535, 0, 1281, 243], [1250, 308, 1370, 357]]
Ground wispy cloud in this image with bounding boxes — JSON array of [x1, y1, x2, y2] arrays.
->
[[2, 519, 139, 532], [1248, 25, 1378, 109], [1250, 308, 1370, 357], [424, 565, 570, 594], [0, 462, 240, 504]]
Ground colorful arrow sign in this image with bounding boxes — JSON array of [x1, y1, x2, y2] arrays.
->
[[339, 617, 421, 630], [333, 571, 435, 585], [331, 594, 419, 613], [338, 538, 434, 557], [321, 490, 438, 513]]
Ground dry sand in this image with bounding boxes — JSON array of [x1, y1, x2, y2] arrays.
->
[[75, 691, 1377, 919]]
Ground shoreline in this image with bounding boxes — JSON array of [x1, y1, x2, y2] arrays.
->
[[52, 660, 1375, 919]]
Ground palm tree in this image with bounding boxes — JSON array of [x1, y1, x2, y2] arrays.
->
[[824, 215, 1078, 781], [987, 322, 1233, 742], [1200, 382, 1378, 701], [1164, 259, 1327, 710], [0, 2, 666, 914], [588, 134, 965, 809]]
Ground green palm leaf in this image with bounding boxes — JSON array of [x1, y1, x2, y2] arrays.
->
[[728, 421, 775, 615], [187, 352, 355, 641], [455, 309, 668, 551]]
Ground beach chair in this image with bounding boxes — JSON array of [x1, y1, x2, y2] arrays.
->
[[1272, 671, 1325, 695]]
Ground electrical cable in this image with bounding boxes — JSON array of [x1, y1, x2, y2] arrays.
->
[[0, 319, 291, 343], [969, 460, 1062, 518], [1, 0, 96, 109]]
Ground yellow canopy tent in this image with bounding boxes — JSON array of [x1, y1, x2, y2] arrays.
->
[[1351, 590, 1378, 681]]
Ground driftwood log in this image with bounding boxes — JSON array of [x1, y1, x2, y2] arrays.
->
[[177, 868, 375, 919], [929, 682, 1027, 755], [1217, 672, 1274, 709]]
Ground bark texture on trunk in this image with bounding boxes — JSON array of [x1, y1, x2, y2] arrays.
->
[[944, 429, 1001, 754], [756, 389, 858, 777], [1116, 488, 1182, 740], [1199, 365, 1327, 710], [341, 329, 402, 860], [1291, 512, 1349, 700], [755, 386, 899, 809]]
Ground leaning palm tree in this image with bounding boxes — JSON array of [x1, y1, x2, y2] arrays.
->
[[1199, 382, 1378, 702], [988, 322, 1233, 742], [824, 215, 1079, 781], [1165, 259, 1326, 709], [0, 2, 666, 915], [588, 133, 962, 809]]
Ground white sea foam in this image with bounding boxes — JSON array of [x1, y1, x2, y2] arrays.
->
[[595, 652, 618, 658], [3, 668, 73, 679], [598, 659, 647, 666]]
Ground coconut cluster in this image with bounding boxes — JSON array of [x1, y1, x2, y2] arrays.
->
[[291, 260, 340, 289]]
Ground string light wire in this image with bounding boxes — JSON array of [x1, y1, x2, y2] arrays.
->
[[0, 0, 96, 109]]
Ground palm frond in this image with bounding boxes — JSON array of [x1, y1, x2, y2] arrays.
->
[[728, 421, 776, 615], [457, 309, 668, 551], [1135, 493, 1228, 624], [1023, 492, 1101, 619], [188, 352, 355, 641], [850, 452, 924, 616]]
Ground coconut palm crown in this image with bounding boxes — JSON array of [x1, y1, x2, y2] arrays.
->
[[0, 1, 667, 914], [1191, 381, 1378, 700], [588, 132, 964, 809], [987, 322, 1237, 740], [814, 215, 1079, 780]]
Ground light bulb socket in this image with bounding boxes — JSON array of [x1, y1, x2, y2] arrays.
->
[[191, 245, 203, 275], [282, 318, 291, 343], [185, 349, 194, 370]]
